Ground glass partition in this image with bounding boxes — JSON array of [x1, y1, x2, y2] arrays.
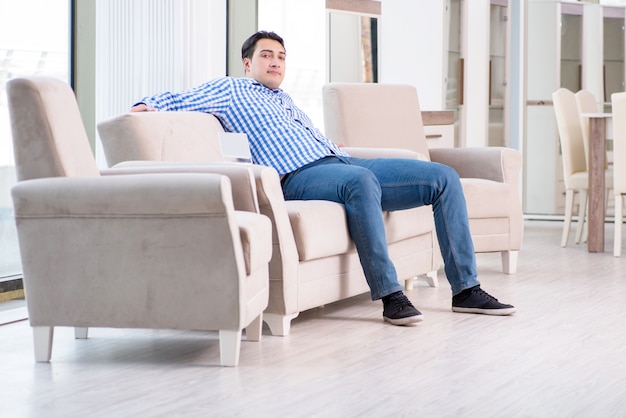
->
[[445, 0, 463, 143], [489, 1, 508, 147], [560, 10, 583, 92]]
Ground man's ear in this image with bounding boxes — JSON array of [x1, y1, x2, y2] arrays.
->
[[242, 57, 250, 73]]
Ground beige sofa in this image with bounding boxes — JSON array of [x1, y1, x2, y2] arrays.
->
[[98, 111, 442, 336], [323, 83, 524, 274]]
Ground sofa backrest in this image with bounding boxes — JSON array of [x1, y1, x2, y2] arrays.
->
[[98, 111, 226, 167], [322, 82, 431, 159]]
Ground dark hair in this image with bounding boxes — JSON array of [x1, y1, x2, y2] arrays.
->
[[241, 31, 285, 60]]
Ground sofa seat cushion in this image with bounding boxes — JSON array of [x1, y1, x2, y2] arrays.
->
[[286, 200, 434, 261], [383, 206, 435, 242]]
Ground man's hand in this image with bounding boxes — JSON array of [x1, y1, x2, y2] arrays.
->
[[335, 142, 345, 148], [130, 103, 154, 112]]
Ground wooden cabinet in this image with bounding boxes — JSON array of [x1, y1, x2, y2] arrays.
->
[[423, 111, 455, 149]]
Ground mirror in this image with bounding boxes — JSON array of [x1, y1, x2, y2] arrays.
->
[[327, 7, 379, 83]]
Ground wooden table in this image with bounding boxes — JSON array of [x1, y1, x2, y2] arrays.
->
[[581, 112, 612, 252]]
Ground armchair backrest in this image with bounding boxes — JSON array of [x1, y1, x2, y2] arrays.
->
[[322, 83, 431, 158], [6, 77, 100, 181], [98, 112, 226, 167]]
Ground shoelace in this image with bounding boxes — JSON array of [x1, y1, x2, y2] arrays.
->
[[389, 294, 414, 311], [472, 287, 499, 302]]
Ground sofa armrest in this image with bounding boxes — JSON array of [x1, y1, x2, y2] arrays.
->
[[429, 147, 522, 185], [247, 165, 300, 315], [343, 146, 428, 161], [101, 161, 259, 213]]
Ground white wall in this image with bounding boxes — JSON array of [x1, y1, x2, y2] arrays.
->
[[380, 0, 491, 147], [258, 0, 326, 129], [461, 0, 490, 147], [379, 0, 446, 110]]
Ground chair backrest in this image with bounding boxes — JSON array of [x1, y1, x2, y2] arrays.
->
[[322, 83, 431, 158], [6, 77, 100, 181], [575, 89, 601, 167], [611, 92, 626, 195], [552, 88, 587, 187], [98, 112, 226, 167]]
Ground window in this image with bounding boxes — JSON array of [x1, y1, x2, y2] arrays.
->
[[0, 0, 70, 279]]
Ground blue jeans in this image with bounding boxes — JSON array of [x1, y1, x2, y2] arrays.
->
[[281, 156, 480, 300]]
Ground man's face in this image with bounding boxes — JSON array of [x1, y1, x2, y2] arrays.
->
[[243, 38, 286, 90]]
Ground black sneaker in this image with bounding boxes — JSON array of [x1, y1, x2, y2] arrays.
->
[[382, 291, 424, 325], [452, 286, 516, 315]]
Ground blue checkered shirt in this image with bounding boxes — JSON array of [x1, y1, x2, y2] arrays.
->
[[140, 77, 348, 175]]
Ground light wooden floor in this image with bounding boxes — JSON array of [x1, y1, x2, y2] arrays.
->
[[1, 220, 626, 417]]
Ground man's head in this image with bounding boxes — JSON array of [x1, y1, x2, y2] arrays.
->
[[241, 31, 286, 90]]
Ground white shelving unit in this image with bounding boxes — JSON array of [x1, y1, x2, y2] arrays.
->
[[525, 1, 625, 216]]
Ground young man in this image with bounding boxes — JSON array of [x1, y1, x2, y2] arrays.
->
[[131, 31, 516, 325]]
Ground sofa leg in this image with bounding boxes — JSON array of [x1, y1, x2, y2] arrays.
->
[[263, 312, 299, 336], [219, 329, 242, 367], [404, 277, 415, 290], [74, 327, 88, 339], [424, 271, 439, 287], [245, 314, 263, 342], [501, 250, 519, 274], [33, 326, 53, 362]]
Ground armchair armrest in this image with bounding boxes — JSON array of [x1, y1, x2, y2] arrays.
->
[[12, 173, 235, 216], [343, 146, 428, 161], [429, 147, 522, 185], [100, 161, 259, 213], [102, 160, 300, 314]]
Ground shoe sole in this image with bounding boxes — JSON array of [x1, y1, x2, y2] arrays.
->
[[452, 306, 516, 316], [383, 314, 424, 325]]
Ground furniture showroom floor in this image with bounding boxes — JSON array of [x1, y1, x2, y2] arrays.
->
[[1, 219, 625, 417]]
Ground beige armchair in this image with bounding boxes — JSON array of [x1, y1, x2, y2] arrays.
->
[[98, 111, 442, 336], [7, 77, 272, 367], [322, 82, 523, 274]]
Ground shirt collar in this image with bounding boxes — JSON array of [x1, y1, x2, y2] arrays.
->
[[242, 77, 283, 94]]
